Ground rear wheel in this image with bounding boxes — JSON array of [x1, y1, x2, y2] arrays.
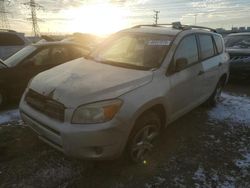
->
[[0, 90, 6, 109], [207, 80, 224, 106], [127, 111, 161, 164]]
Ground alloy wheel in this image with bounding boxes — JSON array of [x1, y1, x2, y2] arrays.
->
[[130, 124, 159, 163], [215, 83, 223, 103]]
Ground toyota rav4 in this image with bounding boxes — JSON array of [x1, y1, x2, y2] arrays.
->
[[19, 23, 229, 163]]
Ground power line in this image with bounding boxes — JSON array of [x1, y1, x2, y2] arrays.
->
[[153, 10, 160, 25], [0, 0, 10, 29], [23, 0, 43, 37]]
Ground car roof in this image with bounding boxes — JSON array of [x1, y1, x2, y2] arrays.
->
[[227, 32, 250, 36], [120, 24, 218, 37], [0, 29, 30, 43], [121, 26, 182, 36], [0, 29, 18, 33], [32, 41, 85, 47]]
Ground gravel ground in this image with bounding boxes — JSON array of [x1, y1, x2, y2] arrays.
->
[[0, 81, 249, 188]]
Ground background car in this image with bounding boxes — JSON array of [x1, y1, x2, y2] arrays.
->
[[224, 32, 250, 79], [0, 29, 30, 60], [0, 41, 90, 107]]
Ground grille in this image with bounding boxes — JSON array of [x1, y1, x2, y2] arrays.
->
[[25, 89, 65, 122], [230, 55, 250, 61]]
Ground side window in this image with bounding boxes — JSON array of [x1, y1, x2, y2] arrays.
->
[[174, 35, 199, 66], [0, 33, 25, 46], [199, 34, 215, 59], [51, 46, 70, 65], [70, 46, 89, 59], [213, 35, 223, 54], [31, 48, 50, 66]]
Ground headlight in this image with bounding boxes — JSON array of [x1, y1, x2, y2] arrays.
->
[[72, 99, 123, 124]]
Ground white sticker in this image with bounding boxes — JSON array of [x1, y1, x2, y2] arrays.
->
[[148, 40, 171, 46]]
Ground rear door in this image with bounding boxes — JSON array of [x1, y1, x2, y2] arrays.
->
[[198, 34, 221, 98], [167, 34, 204, 119]]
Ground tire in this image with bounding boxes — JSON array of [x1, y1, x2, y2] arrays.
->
[[126, 111, 161, 164], [207, 80, 224, 106], [0, 90, 6, 109]]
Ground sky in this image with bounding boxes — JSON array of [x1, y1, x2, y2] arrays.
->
[[3, 0, 250, 36]]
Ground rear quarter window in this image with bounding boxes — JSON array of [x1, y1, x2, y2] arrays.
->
[[199, 34, 215, 60], [0, 33, 25, 46], [213, 35, 223, 54]]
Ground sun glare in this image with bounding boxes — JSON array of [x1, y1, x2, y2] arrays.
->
[[61, 3, 131, 36]]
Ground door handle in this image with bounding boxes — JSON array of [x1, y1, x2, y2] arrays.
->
[[218, 62, 222, 67], [198, 70, 204, 75]]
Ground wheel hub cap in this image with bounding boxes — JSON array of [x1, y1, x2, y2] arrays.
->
[[131, 125, 159, 162]]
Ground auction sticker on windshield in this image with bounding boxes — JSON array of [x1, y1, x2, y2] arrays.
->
[[148, 40, 171, 46]]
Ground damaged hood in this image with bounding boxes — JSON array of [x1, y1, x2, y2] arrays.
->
[[30, 58, 153, 108]]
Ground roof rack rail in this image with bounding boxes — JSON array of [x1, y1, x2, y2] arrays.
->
[[181, 24, 217, 33], [131, 24, 160, 28], [0, 29, 16, 33], [131, 22, 217, 33]]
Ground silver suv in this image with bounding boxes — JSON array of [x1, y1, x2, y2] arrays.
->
[[19, 23, 229, 163]]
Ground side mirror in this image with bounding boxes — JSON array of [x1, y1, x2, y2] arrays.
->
[[175, 58, 188, 72]]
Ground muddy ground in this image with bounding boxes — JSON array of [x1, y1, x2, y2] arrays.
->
[[0, 80, 249, 188]]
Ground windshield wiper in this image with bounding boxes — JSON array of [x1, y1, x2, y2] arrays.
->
[[98, 60, 150, 70]]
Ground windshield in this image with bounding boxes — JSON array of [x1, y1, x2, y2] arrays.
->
[[225, 35, 250, 49], [4, 45, 37, 67], [90, 33, 174, 70]]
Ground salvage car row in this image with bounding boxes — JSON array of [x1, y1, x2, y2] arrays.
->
[[0, 23, 249, 163]]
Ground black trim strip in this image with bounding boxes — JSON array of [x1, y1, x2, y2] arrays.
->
[[40, 135, 63, 149], [21, 110, 60, 136]]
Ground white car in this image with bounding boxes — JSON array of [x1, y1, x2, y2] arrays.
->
[[0, 29, 30, 60], [20, 23, 230, 163]]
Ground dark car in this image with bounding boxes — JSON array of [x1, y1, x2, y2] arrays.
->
[[0, 41, 90, 107], [225, 33, 250, 78], [0, 29, 30, 60]]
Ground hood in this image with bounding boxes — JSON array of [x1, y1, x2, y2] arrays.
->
[[30, 58, 153, 108]]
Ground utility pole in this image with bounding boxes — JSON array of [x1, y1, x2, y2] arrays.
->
[[153, 10, 160, 25], [23, 0, 43, 37], [194, 14, 197, 25], [0, 0, 10, 29]]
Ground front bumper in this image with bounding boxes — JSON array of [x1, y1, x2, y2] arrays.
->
[[20, 100, 127, 160]]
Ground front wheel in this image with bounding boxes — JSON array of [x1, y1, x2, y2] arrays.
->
[[126, 111, 161, 164]]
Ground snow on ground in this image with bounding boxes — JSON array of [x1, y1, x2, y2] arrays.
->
[[235, 152, 250, 177], [235, 152, 250, 169], [208, 93, 250, 127], [0, 109, 21, 125], [192, 165, 236, 188]]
